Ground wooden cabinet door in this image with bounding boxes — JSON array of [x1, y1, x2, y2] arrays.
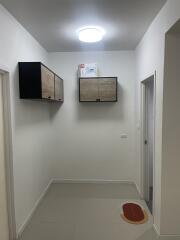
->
[[41, 65, 55, 100], [80, 78, 99, 101], [98, 78, 117, 101], [55, 76, 63, 101]]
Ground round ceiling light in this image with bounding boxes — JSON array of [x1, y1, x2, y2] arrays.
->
[[78, 26, 106, 43]]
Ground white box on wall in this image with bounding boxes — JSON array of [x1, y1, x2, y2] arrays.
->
[[78, 63, 99, 77]]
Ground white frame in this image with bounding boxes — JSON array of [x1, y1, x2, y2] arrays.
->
[[140, 72, 156, 217], [0, 69, 16, 240]]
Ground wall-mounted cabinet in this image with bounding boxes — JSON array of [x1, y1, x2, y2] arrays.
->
[[19, 62, 64, 102], [79, 77, 118, 102]]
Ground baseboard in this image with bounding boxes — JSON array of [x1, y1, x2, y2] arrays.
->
[[153, 224, 180, 239], [52, 178, 136, 185], [159, 234, 180, 239], [17, 179, 53, 239]]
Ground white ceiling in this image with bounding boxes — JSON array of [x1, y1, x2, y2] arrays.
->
[[0, 0, 167, 52]]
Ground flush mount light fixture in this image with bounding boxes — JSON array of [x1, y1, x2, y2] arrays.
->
[[78, 26, 106, 43]]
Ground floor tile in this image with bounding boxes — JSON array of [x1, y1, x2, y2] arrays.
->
[[19, 183, 154, 240]]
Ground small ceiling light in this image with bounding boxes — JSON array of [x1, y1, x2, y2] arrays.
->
[[78, 26, 106, 43]]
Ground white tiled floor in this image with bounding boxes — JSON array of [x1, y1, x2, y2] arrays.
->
[[19, 183, 157, 240]]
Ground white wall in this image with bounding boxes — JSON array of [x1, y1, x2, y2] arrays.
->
[[48, 51, 138, 184], [3, 0, 180, 236], [0, 3, 140, 235], [0, 4, 54, 234], [0, 4, 139, 235], [161, 32, 180, 235], [135, 0, 180, 235], [0, 74, 9, 240]]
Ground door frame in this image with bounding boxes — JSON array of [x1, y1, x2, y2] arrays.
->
[[140, 72, 156, 216], [0, 69, 16, 240]]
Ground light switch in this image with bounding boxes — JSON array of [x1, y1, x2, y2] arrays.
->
[[121, 134, 128, 139]]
